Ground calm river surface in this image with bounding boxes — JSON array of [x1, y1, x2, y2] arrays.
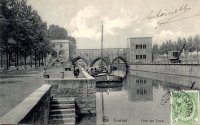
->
[[96, 70, 200, 125]]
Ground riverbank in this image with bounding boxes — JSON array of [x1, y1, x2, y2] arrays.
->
[[0, 67, 45, 117], [0, 66, 70, 117], [130, 64, 200, 78]]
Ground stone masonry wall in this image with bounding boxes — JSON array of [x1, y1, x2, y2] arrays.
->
[[0, 84, 51, 124], [46, 78, 96, 114], [130, 64, 200, 77]]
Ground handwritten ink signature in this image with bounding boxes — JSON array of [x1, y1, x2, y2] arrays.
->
[[144, 4, 200, 29]]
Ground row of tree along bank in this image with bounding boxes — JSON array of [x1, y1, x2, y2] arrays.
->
[[0, 0, 76, 70], [152, 35, 200, 56]]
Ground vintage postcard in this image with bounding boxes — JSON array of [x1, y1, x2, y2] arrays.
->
[[0, 0, 200, 125]]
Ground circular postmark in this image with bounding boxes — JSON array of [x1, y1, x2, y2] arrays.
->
[[171, 91, 199, 125]]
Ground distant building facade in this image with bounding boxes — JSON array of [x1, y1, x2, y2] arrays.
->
[[128, 37, 152, 63], [51, 40, 69, 61]]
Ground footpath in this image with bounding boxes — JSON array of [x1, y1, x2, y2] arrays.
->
[[47, 66, 84, 79]]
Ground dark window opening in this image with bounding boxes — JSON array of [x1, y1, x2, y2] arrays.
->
[[143, 55, 146, 59]]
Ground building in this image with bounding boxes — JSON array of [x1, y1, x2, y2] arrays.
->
[[127, 37, 152, 63], [51, 40, 69, 61]]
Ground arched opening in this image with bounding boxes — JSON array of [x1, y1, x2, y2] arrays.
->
[[71, 56, 88, 67], [111, 56, 128, 78], [90, 57, 110, 67], [59, 50, 64, 56]]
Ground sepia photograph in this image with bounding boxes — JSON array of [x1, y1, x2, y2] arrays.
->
[[0, 0, 200, 124]]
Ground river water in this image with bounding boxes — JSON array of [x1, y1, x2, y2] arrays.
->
[[96, 70, 200, 125]]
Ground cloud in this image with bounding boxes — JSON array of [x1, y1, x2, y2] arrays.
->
[[70, 6, 137, 40], [70, 6, 100, 40], [134, 28, 142, 33], [103, 9, 137, 35], [145, 19, 159, 29]]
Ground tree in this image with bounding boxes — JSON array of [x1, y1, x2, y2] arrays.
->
[[186, 36, 195, 52], [194, 34, 200, 58], [152, 44, 159, 54], [0, 0, 53, 69], [176, 37, 185, 51], [159, 40, 176, 55], [47, 25, 68, 40]]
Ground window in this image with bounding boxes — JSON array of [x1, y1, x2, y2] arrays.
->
[[137, 90, 140, 94], [143, 55, 146, 59], [140, 89, 144, 94], [143, 45, 146, 49], [136, 55, 147, 59], [136, 45, 139, 49], [136, 55, 139, 59], [140, 45, 143, 49], [144, 90, 147, 94], [140, 55, 142, 59]]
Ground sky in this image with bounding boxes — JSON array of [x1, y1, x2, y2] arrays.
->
[[27, 0, 200, 49]]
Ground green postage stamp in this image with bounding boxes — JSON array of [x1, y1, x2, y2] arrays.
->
[[171, 90, 199, 125]]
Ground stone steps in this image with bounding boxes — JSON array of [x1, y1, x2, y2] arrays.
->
[[51, 104, 75, 109], [50, 109, 75, 114], [49, 118, 75, 124], [50, 114, 76, 119], [48, 97, 76, 125], [52, 98, 75, 104]]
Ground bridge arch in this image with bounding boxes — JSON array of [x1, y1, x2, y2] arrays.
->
[[111, 56, 129, 77], [90, 57, 110, 67], [71, 56, 88, 66], [111, 56, 128, 68]]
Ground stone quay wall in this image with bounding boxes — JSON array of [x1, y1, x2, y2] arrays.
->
[[0, 84, 51, 124], [130, 70, 200, 89], [130, 64, 200, 78], [45, 69, 96, 115]]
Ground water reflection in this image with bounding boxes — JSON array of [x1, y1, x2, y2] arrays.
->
[[127, 76, 153, 101], [96, 71, 200, 125], [96, 86, 122, 93]]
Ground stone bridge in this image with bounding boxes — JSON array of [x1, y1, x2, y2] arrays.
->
[[71, 55, 128, 69], [71, 48, 129, 67]]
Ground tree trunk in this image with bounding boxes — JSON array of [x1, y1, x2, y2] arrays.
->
[[8, 53, 11, 68], [15, 51, 17, 67], [44, 53, 46, 66], [39, 52, 40, 67], [29, 41, 32, 68], [24, 51, 26, 67], [1, 51, 3, 68], [30, 50, 32, 68], [20, 54, 22, 66], [6, 42, 9, 70], [42, 52, 44, 66], [16, 44, 18, 66], [35, 49, 37, 68]]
